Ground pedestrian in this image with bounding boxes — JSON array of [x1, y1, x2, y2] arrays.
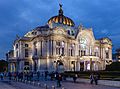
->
[[94, 75, 98, 85], [73, 74, 78, 83], [44, 71, 48, 80], [56, 74, 62, 87], [13, 72, 17, 80], [8, 72, 12, 80], [0, 73, 4, 80], [90, 73, 94, 84]]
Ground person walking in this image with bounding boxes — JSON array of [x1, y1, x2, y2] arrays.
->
[[8, 72, 12, 80], [57, 74, 62, 87], [90, 73, 94, 84], [73, 74, 78, 83], [94, 74, 99, 85]]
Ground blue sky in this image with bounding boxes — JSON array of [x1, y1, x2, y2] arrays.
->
[[0, 0, 120, 59]]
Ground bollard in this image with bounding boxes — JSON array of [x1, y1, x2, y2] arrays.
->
[[44, 84, 47, 89], [38, 83, 40, 86], [22, 80, 24, 83], [52, 86, 55, 89], [28, 81, 31, 84], [32, 82, 35, 86], [25, 80, 27, 84]]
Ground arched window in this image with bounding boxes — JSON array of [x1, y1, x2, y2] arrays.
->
[[56, 41, 65, 55], [79, 37, 87, 56], [33, 42, 38, 56]]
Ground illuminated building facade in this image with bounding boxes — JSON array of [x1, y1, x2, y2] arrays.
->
[[7, 4, 112, 73]]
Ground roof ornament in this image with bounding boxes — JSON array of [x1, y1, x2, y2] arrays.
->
[[58, 0, 63, 16]]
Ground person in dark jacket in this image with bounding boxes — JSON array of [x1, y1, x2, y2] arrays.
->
[[8, 72, 12, 80], [90, 73, 94, 84], [73, 74, 78, 83]]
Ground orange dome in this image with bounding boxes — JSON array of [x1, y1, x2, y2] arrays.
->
[[47, 4, 75, 27]]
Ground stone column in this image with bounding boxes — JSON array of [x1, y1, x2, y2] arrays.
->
[[64, 42, 67, 56], [109, 48, 112, 59], [84, 61, 86, 71], [53, 40, 56, 56], [90, 58, 92, 71], [76, 61, 80, 71], [47, 40, 49, 56]]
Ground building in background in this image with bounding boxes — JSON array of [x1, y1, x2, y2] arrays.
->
[[6, 4, 112, 73]]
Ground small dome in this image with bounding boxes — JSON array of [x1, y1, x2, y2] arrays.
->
[[47, 4, 75, 27]]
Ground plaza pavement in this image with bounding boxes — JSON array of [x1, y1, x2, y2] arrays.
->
[[0, 77, 120, 89], [0, 80, 44, 89]]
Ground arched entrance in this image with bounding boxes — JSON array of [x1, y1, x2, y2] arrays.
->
[[56, 60, 64, 73]]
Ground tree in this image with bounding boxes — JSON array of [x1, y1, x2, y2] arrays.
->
[[106, 61, 120, 71], [0, 60, 8, 72]]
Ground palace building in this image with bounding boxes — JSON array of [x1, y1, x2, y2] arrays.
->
[[6, 4, 112, 73]]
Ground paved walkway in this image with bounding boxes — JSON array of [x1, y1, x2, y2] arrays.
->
[[66, 78, 120, 87], [0, 80, 44, 89], [34, 78, 120, 89], [0, 82, 16, 89], [0, 77, 120, 89]]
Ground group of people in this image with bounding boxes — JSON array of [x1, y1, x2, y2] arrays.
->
[[90, 73, 100, 85], [1, 71, 100, 87], [7, 72, 34, 81]]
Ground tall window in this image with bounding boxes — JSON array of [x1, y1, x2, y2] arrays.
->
[[61, 41, 65, 56], [52, 40, 53, 55], [34, 42, 38, 56], [25, 49, 29, 57], [56, 41, 64, 55], [16, 51, 18, 57], [105, 48, 109, 59], [106, 52, 109, 58], [79, 37, 87, 56], [16, 44, 18, 49], [34, 48, 37, 55], [71, 49, 73, 56], [70, 44, 75, 56], [79, 50, 80, 56], [69, 49, 70, 56]]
